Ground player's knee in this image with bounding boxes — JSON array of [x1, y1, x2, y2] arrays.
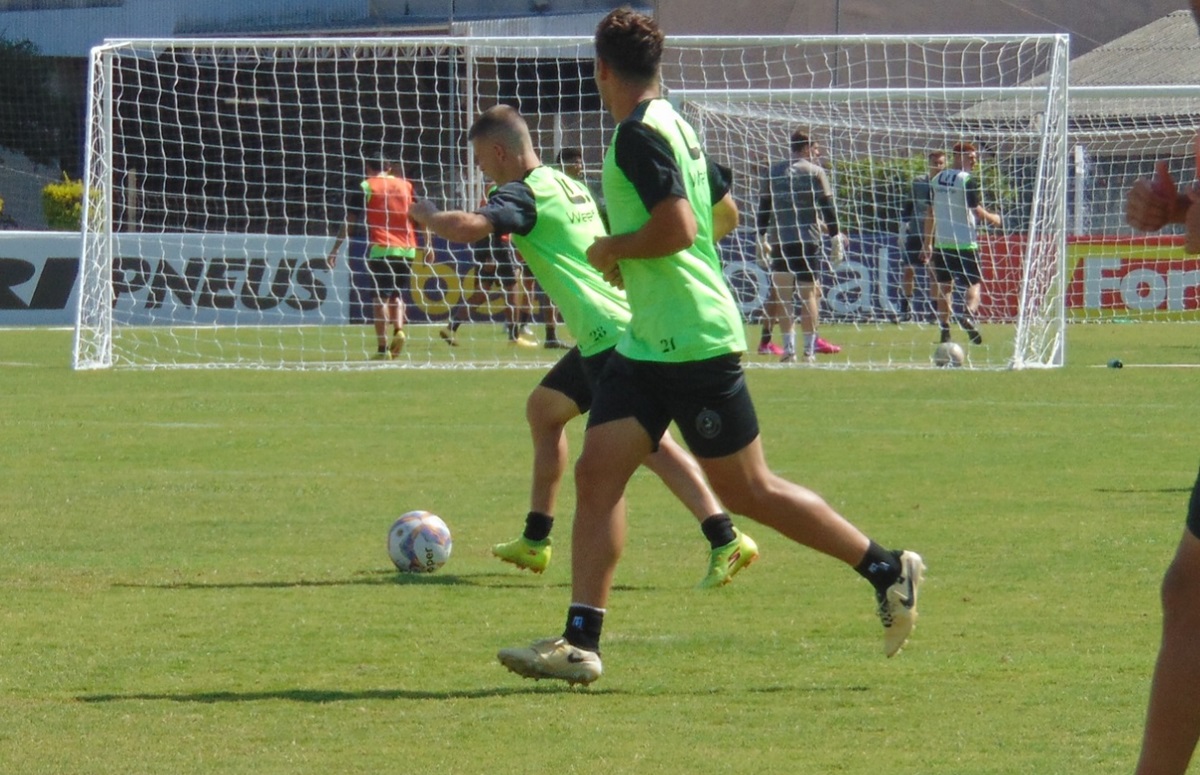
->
[[711, 472, 773, 518], [1161, 554, 1200, 626]]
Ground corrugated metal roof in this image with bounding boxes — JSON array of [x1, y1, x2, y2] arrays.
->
[[450, 10, 609, 38], [1069, 9, 1200, 86], [955, 10, 1200, 130]]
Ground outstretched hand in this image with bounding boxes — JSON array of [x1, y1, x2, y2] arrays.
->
[[1126, 162, 1189, 233]]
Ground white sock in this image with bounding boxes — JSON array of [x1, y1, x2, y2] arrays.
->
[[782, 332, 796, 354]]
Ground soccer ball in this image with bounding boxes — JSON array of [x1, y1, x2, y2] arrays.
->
[[387, 511, 452, 573], [934, 342, 966, 368]]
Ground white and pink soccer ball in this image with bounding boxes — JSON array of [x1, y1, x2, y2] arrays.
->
[[387, 511, 452, 573]]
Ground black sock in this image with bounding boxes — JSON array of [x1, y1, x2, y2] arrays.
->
[[563, 604, 604, 652], [523, 511, 554, 543], [449, 320, 462, 333], [759, 326, 772, 346], [899, 297, 910, 315], [699, 513, 736, 549], [854, 540, 901, 593]]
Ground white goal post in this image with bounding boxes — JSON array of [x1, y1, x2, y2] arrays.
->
[[74, 33, 1070, 370]]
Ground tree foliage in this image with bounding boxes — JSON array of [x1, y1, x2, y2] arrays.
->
[[0, 36, 83, 175]]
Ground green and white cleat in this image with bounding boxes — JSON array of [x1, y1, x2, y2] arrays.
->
[[497, 637, 602, 686], [697, 528, 760, 589], [492, 535, 552, 574], [877, 550, 925, 657]]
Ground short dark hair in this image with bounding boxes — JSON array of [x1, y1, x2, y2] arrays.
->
[[467, 104, 528, 149], [790, 129, 811, 155], [361, 146, 385, 172], [557, 147, 583, 165], [953, 141, 977, 154], [594, 7, 663, 83]]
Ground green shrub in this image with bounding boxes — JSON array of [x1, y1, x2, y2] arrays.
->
[[42, 173, 83, 230]]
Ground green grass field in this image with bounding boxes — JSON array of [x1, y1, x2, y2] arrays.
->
[[1, 324, 1196, 774]]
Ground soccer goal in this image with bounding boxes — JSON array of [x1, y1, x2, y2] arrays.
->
[[74, 33, 1069, 370]]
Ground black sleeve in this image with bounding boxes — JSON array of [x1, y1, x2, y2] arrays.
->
[[965, 175, 982, 209], [709, 161, 732, 205], [476, 181, 538, 237], [613, 121, 688, 214], [818, 192, 840, 237], [756, 187, 772, 233]]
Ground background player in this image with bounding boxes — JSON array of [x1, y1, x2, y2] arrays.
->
[[921, 141, 1002, 346], [897, 149, 946, 321], [756, 129, 846, 362], [328, 156, 425, 359]]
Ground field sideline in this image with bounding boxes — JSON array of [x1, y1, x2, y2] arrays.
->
[[0, 324, 1195, 774]]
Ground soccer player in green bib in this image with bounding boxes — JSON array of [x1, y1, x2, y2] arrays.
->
[[409, 105, 760, 590], [497, 7, 926, 686]]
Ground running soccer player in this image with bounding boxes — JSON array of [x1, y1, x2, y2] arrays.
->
[[497, 7, 924, 686], [409, 104, 759, 590]]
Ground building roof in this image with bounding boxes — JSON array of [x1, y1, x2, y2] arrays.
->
[[953, 10, 1200, 136], [1068, 9, 1200, 86]]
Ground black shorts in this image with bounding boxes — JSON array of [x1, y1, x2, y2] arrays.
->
[[475, 238, 521, 286], [538, 346, 614, 414], [367, 256, 412, 297], [587, 351, 760, 459], [931, 247, 983, 286], [902, 233, 926, 267], [769, 241, 822, 283], [1187, 466, 1200, 539]]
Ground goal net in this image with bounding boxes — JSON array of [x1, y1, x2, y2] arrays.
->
[[74, 33, 1069, 370], [673, 34, 1069, 369]]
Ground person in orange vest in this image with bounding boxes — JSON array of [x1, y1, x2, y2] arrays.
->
[[329, 155, 427, 359]]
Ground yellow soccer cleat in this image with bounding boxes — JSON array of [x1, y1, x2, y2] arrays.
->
[[697, 528, 760, 589], [492, 535, 552, 574]]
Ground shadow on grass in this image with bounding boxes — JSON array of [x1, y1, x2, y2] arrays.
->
[[76, 686, 620, 703], [1095, 487, 1192, 494], [113, 571, 654, 593], [76, 683, 862, 704]]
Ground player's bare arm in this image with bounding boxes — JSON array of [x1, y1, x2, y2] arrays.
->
[[712, 193, 739, 241], [587, 196, 697, 288], [409, 200, 494, 243], [326, 214, 357, 268], [975, 206, 1003, 229]]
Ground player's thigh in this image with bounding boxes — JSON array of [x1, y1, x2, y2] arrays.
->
[[575, 416, 653, 501], [660, 355, 760, 459], [527, 384, 582, 431], [695, 436, 775, 514], [903, 234, 925, 266], [930, 250, 956, 285], [960, 250, 984, 286], [587, 351, 674, 454], [536, 347, 592, 416], [771, 271, 796, 300]]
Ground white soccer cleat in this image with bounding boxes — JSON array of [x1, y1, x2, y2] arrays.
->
[[876, 550, 925, 657], [497, 637, 602, 686]]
